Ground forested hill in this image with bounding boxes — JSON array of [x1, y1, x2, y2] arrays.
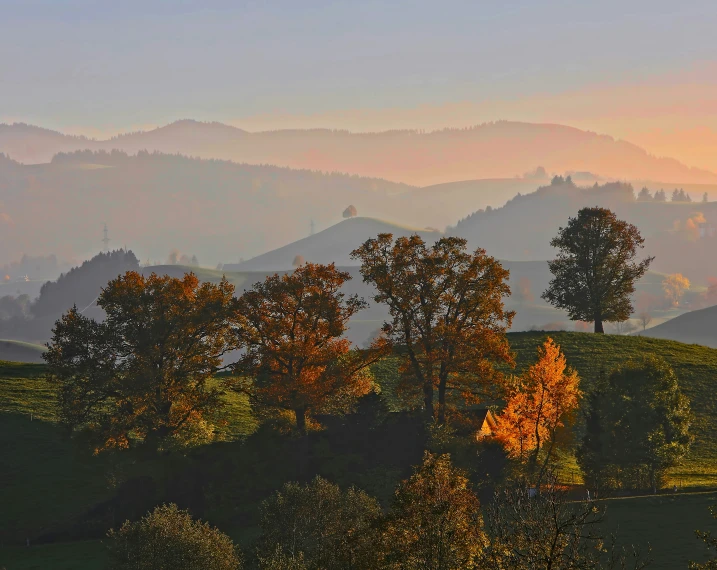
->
[[451, 178, 717, 281], [2, 120, 716, 186], [0, 150, 414, 266]]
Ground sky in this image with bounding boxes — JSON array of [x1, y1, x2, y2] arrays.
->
[[2, 0, 717, 170]]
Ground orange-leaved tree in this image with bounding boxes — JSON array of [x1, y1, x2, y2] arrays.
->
[[494, 337, 581, 484], [234, 263, 389, 434], [45, 271, 239, 453], [351, 234, 514, 424]]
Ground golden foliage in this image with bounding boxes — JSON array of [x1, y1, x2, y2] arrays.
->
[[494, 338, 581, 474], [663, 273, 690, 306]]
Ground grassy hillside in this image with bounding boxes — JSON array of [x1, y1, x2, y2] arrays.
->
[[2, 332, 717, 568], [0, 339, 46, 363], [641, 304, 717, 348]]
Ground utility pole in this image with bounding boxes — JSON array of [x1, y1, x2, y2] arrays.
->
[[102, 223, 110, 252]]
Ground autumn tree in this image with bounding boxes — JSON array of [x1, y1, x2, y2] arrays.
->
[[663, 273, 690, 307], [342, 205, 358, 219], [690, 504, 717, 569], [494, 338, 581, 485], [351, 234, 514, 423], [258, 477, 382, 570], [381, 452, 485, 569], [44, 271, 238, 453], [542, 207, 653, 333], [234, 263, 389, 434], [577, 356, 693, 492], [106, 504, 242, 570]]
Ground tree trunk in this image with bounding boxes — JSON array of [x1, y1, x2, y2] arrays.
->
[[295, 406, 307, 434], [424, 381, 434, 421], [437, 379, 446, 424], [594, 316, 604, 334]]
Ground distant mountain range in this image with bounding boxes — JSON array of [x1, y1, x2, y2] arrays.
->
[[2, 120, 716, 186]]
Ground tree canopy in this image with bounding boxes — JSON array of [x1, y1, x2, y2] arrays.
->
[[542, 207, 653, 333], [577, 356, 693, 491], [106, 504, 242, 570], [234, 263, 389, 434], [351, 234, 514, 423], [44, 271, 238, 453]]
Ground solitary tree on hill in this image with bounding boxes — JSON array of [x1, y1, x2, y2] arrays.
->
[[45, 271, 239, 453], [342, 205, 358, 219], [292, 254, 305, 267], [542, 207, 653, 333], [351, 234, 514, 424], [233, 263, 389, 434]]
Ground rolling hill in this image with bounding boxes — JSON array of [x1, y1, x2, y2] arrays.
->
[[3, 120, 717, 186], [229, 217, 442, 272], [640, 304, 717, 348], [0, 340, 46, 363]]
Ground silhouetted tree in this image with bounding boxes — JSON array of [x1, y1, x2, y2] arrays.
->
[[542, 208, 653, 333], [342, 205, 358, 219], [703, 192, 710, 204], [654, 189, 667, 202], [292, 255, 305, 267], [637, 187, 652, 201], [45, 272, 238, 453], [351, 234, 514, 423]]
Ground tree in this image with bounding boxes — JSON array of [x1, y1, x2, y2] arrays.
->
[[381, 452, 485, 569], [481, 479, 650, 570], [292, 255, 305, 267], [352, 234, 514, 423], [577, 356, 693, 492], [514, 276, 534, 305], [672, 189, 681, 202], [106, 504, 242, 570], [637, 187, 652, 201], [637, 311, 652, 331], [342, 205, 358, 218], [663, 273, 690, 307], [690, 504, 717, 569], [234, 263, 389, 434], [704, 192, 710, 204], [611, 320, 637, 335], [45, 271, 238, 453], [494, 338, 581, 485], [542, 207, 653, 333], [168, 249, 180, 264], [190, 255, 199, 267], [654, 189, 667, 202], [258, 477, 382, 570]]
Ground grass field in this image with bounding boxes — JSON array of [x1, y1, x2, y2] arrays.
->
[[1, 332, 717, 568]]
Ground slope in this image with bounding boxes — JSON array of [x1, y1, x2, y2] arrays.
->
[[230, 217, 442, 272], [0, 339, 46, 363], [640, 304, 717, 348]]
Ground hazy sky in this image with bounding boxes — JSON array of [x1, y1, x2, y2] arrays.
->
[[2, 0, 717, 169]]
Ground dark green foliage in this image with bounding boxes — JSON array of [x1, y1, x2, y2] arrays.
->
[[577, 356, 693, 491], [106, 503, 242, 570], [542, 207, 653, 333], [257, 477, 382, 570]]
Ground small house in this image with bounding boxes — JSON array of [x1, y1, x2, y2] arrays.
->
[[472, 408, 498, 440]]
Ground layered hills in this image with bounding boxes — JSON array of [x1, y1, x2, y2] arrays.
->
[[2, 120, 716, 186]]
